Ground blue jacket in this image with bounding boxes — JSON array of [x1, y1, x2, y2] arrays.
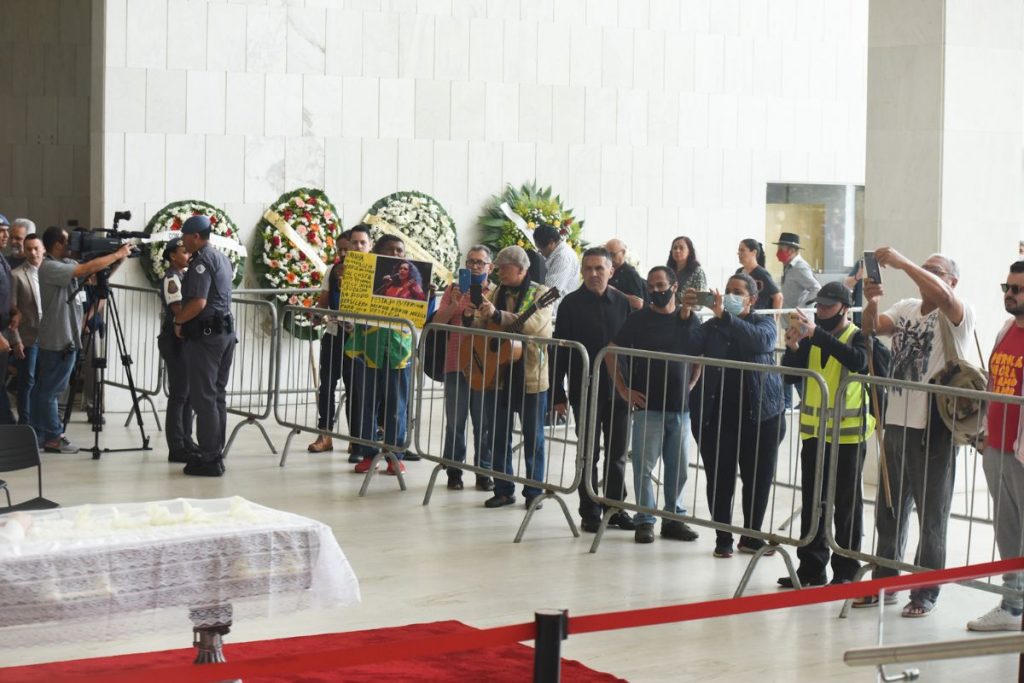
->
[[688, 311, 784, 425]]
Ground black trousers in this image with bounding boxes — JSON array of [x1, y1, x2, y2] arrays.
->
[[185, 333, 235, 463], [573, 399, 629, 521], [797, 437, 865, 581], [158, 332, 194, 450], [316, 331, 353, 431], [699, 412, 785, 544]]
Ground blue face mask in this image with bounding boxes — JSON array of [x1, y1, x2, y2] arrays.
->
[[471, 272, 488, 286], [723, 293, 746, 316]]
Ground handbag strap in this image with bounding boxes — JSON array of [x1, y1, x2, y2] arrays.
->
[[937, 311, 959, 364]]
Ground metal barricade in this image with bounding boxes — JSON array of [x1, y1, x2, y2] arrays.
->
[[106, 284, 165, 429], [827, 374, 1024, 614], [275, 306, 417, 496], [413, 322, 589, 542], [584, 345, 829, 595], [222, 297, 279, 458]]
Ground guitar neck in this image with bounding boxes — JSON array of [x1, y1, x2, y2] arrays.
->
[[508, 303, 539, 334]]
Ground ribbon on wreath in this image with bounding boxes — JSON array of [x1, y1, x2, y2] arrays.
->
[[146, 230, 249, 256], [362, 213, 454, 284], [261, 209, 329, 274]]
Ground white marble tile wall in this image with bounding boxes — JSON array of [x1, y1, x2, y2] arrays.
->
[[82, 0, 870, 284]]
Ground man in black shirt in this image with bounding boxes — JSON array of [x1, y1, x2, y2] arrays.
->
[[606, 266, 701, 544], [606, 238, 647, 309], [553, 246, 635, 533]]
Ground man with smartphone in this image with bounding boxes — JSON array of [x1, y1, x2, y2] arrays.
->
[[432, 245, 495, 491], [860, 247, 974, 618]]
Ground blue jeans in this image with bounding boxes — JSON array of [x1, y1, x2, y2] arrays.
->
[[442, 371, 494, 475], [15, 343, 38, 426], [351, 362, 411, 459], [492, 389, 547, 499], [30, 348, 77, 443], [631, 410, 689, 526]]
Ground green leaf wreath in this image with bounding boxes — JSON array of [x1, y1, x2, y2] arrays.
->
[[479, 182, 585, 256]]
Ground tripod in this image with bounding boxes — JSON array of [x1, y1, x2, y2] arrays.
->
[[63, 269, 151, 459]]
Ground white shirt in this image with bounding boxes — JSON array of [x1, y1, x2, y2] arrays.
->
[[26, 264, 41, 320], [883, 298, 976, 429], [543, 241, 581, 316]]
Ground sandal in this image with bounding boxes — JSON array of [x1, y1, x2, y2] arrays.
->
[[901, 600, 935, 618], [852, 593, 898, 608]]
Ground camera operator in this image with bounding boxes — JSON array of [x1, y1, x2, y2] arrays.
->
[[30, 226, 131, 453], [172, 216, 235, 477]]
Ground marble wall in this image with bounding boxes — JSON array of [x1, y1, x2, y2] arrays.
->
[[0, 0, 93, 230], [93, 0, 868, 288]]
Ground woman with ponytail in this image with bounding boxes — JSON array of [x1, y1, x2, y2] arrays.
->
[[736, 238, 782, 310]]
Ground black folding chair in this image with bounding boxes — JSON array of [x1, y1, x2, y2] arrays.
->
[[0, 425, 59, 513]]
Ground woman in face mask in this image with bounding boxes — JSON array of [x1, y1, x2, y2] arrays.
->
[[683, 273, 786, 558]]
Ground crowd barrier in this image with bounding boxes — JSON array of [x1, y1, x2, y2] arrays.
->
[[105, 284, 166, 429], [412, 322, 589, 541], [825, 373, 1024, 615], [221, 297, 279, 459], [274, 305, 418, 496], [583, 345, 829, 595]]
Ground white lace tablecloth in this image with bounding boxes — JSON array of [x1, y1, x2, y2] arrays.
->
[[0, 497, 360, 645]]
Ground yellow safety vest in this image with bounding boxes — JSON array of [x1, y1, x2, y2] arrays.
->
[[799, 323, 876, 443]]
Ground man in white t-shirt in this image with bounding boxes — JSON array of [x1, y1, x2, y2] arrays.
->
[[860, 248, 974, 618]]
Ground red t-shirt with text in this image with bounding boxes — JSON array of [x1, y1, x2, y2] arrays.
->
[[988, 325, 1024, 452]]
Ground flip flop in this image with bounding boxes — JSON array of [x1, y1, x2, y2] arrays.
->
[[901, 600, 935, 618], [852, 593, 898, 608]]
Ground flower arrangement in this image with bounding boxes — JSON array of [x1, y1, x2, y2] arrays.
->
[[253, 187, 344, 338], [142, 200, 245, 287], [479, 182, 585, 255], [363, 191, 459, 290]]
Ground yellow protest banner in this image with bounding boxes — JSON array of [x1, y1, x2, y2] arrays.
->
[[339, 251, 432, 327]]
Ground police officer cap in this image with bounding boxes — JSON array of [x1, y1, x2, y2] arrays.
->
[[162, 237, 183, 262], [181, 215, 211, 235]]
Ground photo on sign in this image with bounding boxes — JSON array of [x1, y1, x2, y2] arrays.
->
[[372, 257, 432, 303]]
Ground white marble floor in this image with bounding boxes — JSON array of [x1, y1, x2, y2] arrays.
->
[[1, 412, 1017, 681]]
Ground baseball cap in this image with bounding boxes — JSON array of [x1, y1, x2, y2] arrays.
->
[[810, 281, 852, 307]]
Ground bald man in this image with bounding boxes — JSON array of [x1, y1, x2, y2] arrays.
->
[[606, 239, 647, 308]]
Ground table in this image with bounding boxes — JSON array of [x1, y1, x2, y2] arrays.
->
[[0, 497, 360, 663]]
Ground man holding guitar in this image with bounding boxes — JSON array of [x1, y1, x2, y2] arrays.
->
[[464, 246, 557, 510]]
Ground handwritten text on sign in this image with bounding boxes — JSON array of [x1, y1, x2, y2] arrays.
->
[[339, 251, 431, 327]]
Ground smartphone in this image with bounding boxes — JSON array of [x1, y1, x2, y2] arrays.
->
[[458, 268, 471, 292], [694, 291, 716, 307], [470, 284, 483, 306], [863, 251, 882, 284]]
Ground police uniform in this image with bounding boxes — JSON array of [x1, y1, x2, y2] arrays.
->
[[157, 237, 195, 462], [177, 217, 235, 476]]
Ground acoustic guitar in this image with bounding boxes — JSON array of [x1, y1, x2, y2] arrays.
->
[[459, 287, 560, 392]]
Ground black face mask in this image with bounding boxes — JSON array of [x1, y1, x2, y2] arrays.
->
[[815, 311, 845, 331], [649, 289, 674, 308]]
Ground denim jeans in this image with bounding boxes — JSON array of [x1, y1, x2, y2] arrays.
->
[[982, 448, 1024, 611], [631, 410, 689, 525], [442, 371, 494, 477], [351, 362, 411, 459], [15, 343, 38, 426], [30, 348, 77, 443], [492, 390, 548, 499]]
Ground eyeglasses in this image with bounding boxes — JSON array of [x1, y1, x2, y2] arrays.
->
[[465, 258, 489, 267], [1002, 283, 1024, 295]]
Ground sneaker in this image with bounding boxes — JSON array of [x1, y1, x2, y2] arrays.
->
[[580, 517, 601, 533], [183, 460, 223, 477], [634, 523, 655, 544], [354, 458, 379, 474], [307, 435, 333, 452], [713, 542, 734, 558], [348, 451, 362, 463], [484, 494, 516, 508], [475, 476, 494, 491], [967, 604, 1023, 632], [608, 511, 636, 531], [447, 477, 464, 490], [661, 520, 699, 542], [737, 536, 776, 555], [777, 573, 828, 589], [43, 437, 79, 454], [385, 460, 406, 475], [524, 495, 543, 510]]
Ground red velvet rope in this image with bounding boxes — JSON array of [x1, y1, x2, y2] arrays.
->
[[17, 557, 1024, 683]]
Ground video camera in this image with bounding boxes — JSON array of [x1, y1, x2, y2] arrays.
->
[[67, 211, 146, 260]]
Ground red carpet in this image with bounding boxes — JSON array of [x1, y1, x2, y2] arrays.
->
[[0, 620, 627, 682]]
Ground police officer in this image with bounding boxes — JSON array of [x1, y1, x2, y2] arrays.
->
[[173, 216, 235, 477], [158, 237, 196, 463]]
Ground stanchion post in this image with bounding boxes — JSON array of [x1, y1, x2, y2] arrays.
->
[[534, 608, 568, 683]]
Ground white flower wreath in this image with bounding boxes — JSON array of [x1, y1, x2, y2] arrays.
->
[[142, 200, 245, 287], [363, 191, 459, 290]]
